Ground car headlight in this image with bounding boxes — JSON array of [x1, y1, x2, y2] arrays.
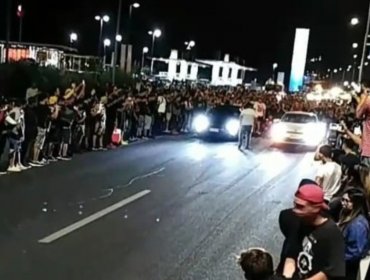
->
[[271, 123, 287, 141], [225, 119, 239, 136], [193, 115, 209, 133]]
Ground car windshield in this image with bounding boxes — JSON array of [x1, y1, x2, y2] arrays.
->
[[208, 106, 240, 118], [281, 114, 316, 123]]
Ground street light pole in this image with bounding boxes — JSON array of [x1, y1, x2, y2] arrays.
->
[[5, 0, 12, 63], [113, 0, 123, 85], [359, 1, 370, 84]]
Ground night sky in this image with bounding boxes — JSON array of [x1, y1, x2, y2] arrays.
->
[[0, 0, 369, 80]]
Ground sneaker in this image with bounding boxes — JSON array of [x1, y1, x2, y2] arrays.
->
[[38, 159, 49, 165], [92, 147, 98, 151], [49, 157, 58, 162], [0, 171, 7, 176], [61, 157, 72, 161], [98, 147, 107, 151], [57, 156, 64, 160], [29, 161, 43, 167], [17, 164, 30, 171], [7, 166, 22, 172], [121, 141, 129, 145]]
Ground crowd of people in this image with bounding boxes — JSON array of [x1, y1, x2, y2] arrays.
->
[[0, 79, 346, 174], [237, 82, 370, 280], [1, 79, 370, 279]]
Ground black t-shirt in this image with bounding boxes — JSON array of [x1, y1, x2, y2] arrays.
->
[[288, 218, 345, 279], [35, 104, 50, 129]]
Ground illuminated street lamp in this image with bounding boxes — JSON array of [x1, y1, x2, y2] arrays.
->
[[351, 17, 359, 26], [95, 14, 110, 56], [141, 46, 149, 71], [104, 38, 111, 47], [148, 28, 162, 74], [115, 34, 122, 42], [185, 40, 196, 50], [70, 32, 78, 44], [354, 54, 358, 59], [353, 42, 359, 49]]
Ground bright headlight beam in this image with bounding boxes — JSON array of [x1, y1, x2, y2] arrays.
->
[[193, 115, 209, 133], [225, 119, 239, 136]]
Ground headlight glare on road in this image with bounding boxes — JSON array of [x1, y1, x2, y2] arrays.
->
[[193, 115, 209, 133], [271, 123, 287, 141], [225, 119, 239, 136], [304, 123, 326, 146]]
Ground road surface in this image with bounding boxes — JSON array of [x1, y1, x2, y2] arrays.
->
[[0, 136, 316, 280]]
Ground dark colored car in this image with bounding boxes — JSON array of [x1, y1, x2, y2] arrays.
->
[[193, 105, 240, 139]]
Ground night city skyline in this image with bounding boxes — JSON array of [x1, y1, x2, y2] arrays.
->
[[1, 0, 370, 79]]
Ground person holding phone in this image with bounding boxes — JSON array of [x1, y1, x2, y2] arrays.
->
[[355, 81, 370, 167]]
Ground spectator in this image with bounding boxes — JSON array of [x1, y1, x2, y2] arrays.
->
[[91, 96, 107, 151], [314, 145, 342, 202], [338, 187, 370, 280], [25, 83, 39, 104], [282, 184, 345, 280], [355, 80, 370, 166], [30, 94, 50, 166], [238, 248, 282, 280]]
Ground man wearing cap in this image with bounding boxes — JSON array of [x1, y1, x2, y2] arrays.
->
[[283, 184, 345, 280]]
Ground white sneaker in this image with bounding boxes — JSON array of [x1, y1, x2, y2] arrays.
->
[[17, 164, 29, 171], [7, 166, 22, 172], [29, 161, 43, 167], [0, 171, 7, 176]]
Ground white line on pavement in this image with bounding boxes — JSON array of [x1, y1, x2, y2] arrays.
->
[[38, 190, 151, 244]]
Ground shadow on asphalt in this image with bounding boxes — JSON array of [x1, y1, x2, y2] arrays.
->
[[270, 144, 316, 154]]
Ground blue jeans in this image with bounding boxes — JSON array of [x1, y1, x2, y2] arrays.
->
[[239, 125, 253, 149]]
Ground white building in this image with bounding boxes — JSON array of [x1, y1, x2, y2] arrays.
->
[[196, 54, 257, 87], [151, 51, 256, 86]]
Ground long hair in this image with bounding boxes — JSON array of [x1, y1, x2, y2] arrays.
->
[[338, 188, 369, 231]]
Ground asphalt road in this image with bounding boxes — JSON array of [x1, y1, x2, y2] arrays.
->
[[0, 136, 317, 280]]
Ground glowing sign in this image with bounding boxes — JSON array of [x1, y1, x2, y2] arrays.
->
[[289, 28, 310, 92]]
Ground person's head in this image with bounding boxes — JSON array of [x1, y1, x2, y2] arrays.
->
[[293, 184, 328, 222], [361, 79, 370, 94], [317, 145, 333, 162], [245, 102, 254, 109], [342, 138, 357, 154], [238, 248, 274, 280], [339, 188, 368, 229]]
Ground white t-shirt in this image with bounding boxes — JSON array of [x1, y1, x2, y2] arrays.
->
[[316, 161, 342, 201], [158, 96, 166, 113], [240, 108, 255, 126], [254, 102, 266, 117]]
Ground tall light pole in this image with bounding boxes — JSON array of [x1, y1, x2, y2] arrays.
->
[[112, 0, 123, 85], [128, 2, 140, 43], [17, 4, 24, 42], [95, 14, 110, 57], [273, 63, 278, 82], [141, 46, 149, 72], [148, 29, 162, 74], [359, 3, 370, 84], [103, 38, 111, 67], [5, 0, 12, 63]]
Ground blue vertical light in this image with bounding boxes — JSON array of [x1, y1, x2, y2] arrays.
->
[[289, 28, 310, 92]]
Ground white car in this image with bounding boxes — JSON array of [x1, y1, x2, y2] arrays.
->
[[271, 111, 326, 146]]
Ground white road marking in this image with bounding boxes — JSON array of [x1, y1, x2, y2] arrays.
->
[[38, 190, 151, 244]]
